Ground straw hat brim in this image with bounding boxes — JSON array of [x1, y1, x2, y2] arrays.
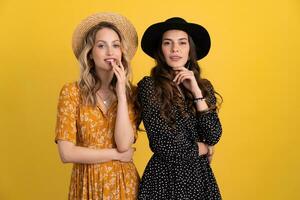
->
[[72, 12, 138, 60]]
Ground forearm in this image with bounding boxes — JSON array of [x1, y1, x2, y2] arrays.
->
[[149, 132, 199, 160], [198, 112, 222, 145], [57, 140, 119, 164], [193, 85, 222, 145], [114, 97, 135, 152]]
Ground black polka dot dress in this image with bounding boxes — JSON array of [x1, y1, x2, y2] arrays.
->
[[137, 76, 222, 200]]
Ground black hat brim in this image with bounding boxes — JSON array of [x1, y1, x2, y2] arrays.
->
[[141, 21, 211, 60]]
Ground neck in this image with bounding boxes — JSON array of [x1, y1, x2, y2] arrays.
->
[[96, 68, 114, 91]]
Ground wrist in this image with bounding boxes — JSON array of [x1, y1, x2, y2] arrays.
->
[[117, 94, 127, 102], [198, 142, 208, 155], [112, 149, 120, 160], [191, 88, 203, 98], [193, 96, 206, 104]]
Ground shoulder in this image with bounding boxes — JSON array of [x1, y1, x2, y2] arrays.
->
[[201, 78, 217, 96], [58, 81, 80, 102], [137, 76, 155, 88], [136, 76, 156, 103], [60, 81, 79, 92], [137, 76, 155, 94]]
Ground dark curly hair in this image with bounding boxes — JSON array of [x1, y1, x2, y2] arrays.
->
[[149, 35, 222, 126]]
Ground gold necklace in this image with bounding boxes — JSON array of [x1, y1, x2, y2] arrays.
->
[[96, 91, 113, 107]]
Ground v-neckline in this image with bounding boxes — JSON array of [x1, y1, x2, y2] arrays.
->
[[97, 96, 117, 116]]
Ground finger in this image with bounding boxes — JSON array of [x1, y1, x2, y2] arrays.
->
[[175, 74, 185, 84], [112, 64, 121, 74], [173, 73, 180, 83], [178, 71, 194, 83], [177, 73, 193, 84], [112, 66, 121, 80], [117, 60, 125, 72], [173, 71, 188, 83], [114, 66, 125, 81], [173, 66, 188, 72], [110, 60, 118, 68], [113, 62, 125, 78], [111, 61, 122, 76], [112, 69, 120, 81], [179, 74, 193, 83], [178, 75, 192, 84], [113, 63, 124, 76]]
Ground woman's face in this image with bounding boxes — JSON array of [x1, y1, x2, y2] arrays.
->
[[161, 29, 190, 69], [91, 27, 122, 71]]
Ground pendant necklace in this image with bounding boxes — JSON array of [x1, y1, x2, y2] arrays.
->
[[97, 91, 113, 108]]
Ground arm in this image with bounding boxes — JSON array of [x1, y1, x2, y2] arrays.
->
[[172, 68, 222, 146], [195, 80, 222, 146], [114, 97, 135, 152], [55, 83, 134, 164], [111, 61, 135, 152], [57, 140, 134, 164]]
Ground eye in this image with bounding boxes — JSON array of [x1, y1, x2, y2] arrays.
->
[[113, 44, 120, 48], [97, 44, 105, 48], [180, 41, 187, 45], [162, 41, 171, 46]]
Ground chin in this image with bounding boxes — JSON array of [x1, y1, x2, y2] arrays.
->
[[96, 65, 112, 72], [167, 61, 187, 69], [169, 63, 185, 68], [98, 63, 112, 71]]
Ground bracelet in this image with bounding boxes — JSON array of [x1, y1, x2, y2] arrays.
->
[[193, 96, 206, 103]]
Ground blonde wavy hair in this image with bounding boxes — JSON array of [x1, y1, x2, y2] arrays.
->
[[77, 22, 134, 106]]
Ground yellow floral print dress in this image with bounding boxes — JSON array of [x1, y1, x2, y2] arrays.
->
[[55, 82, 140, 200]]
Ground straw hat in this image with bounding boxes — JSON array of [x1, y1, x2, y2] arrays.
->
[[141, 17, 210, 60], [72, 12, 138, 60]]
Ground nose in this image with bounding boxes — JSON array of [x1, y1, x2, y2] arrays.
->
[[106, 46, 113, 55], [171, 43, 179, 53]]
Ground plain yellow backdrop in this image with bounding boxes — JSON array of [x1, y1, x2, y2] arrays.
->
[[0, 0, 299, 199]]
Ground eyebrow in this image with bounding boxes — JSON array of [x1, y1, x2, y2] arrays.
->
[[95, 39, 120, 43], [162, 38, 188, 41]]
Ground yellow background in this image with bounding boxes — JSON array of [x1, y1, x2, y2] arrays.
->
[[0, 0, 299, 199]]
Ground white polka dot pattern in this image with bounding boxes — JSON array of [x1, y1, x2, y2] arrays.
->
[[137, 76, 222, 200]]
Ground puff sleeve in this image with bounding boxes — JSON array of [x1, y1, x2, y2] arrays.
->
[[55, 82, 79, 144], [196, 80, 222, 146]]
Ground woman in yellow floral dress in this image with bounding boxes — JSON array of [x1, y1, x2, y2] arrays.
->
[[55, 12, 139, 200]]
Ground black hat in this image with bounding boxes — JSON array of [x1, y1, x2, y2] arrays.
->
[[141, 17, 211, 60]]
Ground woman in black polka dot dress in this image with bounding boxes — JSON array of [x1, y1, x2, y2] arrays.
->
[[137, 17, 223, 200]]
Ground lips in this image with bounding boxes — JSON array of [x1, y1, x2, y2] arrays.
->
[[169, 56, 182, 61], [104, 58, 116, 63]]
